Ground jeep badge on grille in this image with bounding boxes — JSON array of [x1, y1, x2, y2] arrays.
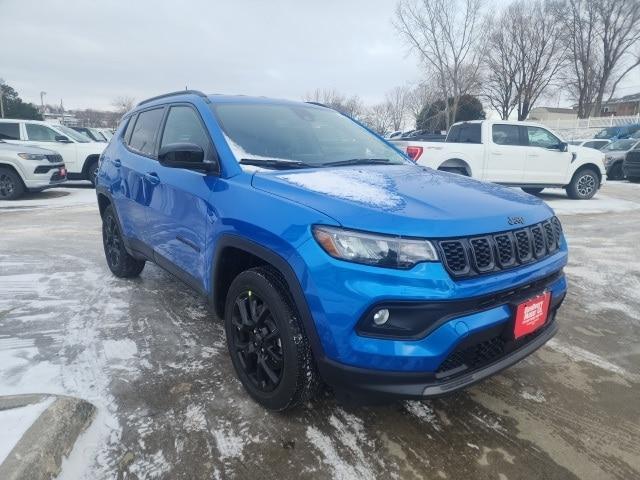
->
[[508, 216, 524, 225]]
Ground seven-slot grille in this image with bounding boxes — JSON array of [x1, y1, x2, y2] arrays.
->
[[437, 217, 562, 278]]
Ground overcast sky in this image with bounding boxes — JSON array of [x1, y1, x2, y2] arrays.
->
[[3, 0, 639, 113], [2, 0, 423, 111]]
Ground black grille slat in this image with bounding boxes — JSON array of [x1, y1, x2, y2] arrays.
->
[[440, 240, 469, 275], [494, 233, 516, 267], [470, 237, 494, 271], [514, 229, 533, 262], [438, 217, 562, 278]]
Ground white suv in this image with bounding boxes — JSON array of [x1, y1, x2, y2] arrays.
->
[[0, 140, 67, 199], [0, 119, 106, 185]]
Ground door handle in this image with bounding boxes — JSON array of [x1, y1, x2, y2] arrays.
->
[[144, 172, 160, 184], [113, 159, 122, 167], [491, 152, 503, 156]]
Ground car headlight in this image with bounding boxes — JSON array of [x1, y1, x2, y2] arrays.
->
[[312, 225, 438, 269], [17, 153, 48, 161]]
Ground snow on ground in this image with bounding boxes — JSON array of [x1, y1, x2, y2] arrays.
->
[[0, 396, 54, 463], [540, 188, 640, 215], [0, 186, 95, 212]]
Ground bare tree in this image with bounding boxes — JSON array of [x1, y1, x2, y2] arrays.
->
[[405, 81, 438, 126], [560, 0, 640, 117], [394, 0, 488, 129], [111, 96, 136, 116], [303, 88, 364, 119], [361, 103, 395, 135], [483, 20, 519, 119], [385, 86, 410, 131], [507, 0, 567, 120]]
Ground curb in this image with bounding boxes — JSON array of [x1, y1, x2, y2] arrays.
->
[[0, 394, 96, 480]]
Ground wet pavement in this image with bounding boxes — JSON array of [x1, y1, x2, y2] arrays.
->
[[0, 183, 639, 479]]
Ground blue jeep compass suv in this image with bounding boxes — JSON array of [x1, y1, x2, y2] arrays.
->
[[96, 90, 568, 410]]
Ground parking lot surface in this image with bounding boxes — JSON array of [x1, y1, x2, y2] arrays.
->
[[1, 183, 639, 479]]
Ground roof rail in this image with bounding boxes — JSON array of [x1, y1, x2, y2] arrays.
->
[[137, 90, 210, 107], [305, 101, 330, 108]]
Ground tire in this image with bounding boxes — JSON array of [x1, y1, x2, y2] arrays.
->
[[101, 205, 145, 277], [607, 162, 624, 181], [0, 167, 25, 200], [627, 176, 640, 183], [566, 168, 600, 200], [224, 266, 320, 411], [522, 187, 544, 195], [87, 161, 99, 187]]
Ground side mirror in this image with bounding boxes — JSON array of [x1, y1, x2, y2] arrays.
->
[[550, 142, 568, 152], [55, 135, 71, 143], [158, 143, 217, 172]]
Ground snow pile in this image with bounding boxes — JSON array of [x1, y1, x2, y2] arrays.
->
[[279, 169, 404, 209], [0, 396, 54, 463], [0, 187, 96, 212]]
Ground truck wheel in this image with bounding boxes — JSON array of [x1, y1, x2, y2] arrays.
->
[[224, 266, 320, 411], [102, 205, 145, 277], [87, 161, 99, 187], [566, 168, 599, 200], [607, 163, 624, 181], [0, 167, 25, 200], [522, 187, 544, 195]]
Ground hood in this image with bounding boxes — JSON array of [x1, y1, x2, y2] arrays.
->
[[251, 165, 554, 237], [0, 142, 59, 155]]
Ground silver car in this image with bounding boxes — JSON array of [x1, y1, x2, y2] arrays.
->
[[0, 140, 67, 200], [602, 138, 640, 180]]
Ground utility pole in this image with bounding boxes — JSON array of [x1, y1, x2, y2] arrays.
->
[[40, 91, 47, 113], [0, 86, 4, 118]]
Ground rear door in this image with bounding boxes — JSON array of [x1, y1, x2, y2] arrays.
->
[[523, 126, 572, 184], [113, 107, 165, 244], [143, 104, 218, 290], [485, 124, 527, 183]]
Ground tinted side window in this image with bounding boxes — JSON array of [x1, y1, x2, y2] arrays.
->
[[128, 108, 164, 156], [122, 115, 137, 145], [0, 122, 20, 140], [492, 124, 521, 146], [160, 106, 210, 154], [527, 127, 561, 149], [26, 123, 59, 142], [447, 124, 481, 144]]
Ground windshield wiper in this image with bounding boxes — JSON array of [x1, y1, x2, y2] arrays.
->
[[322, 158, 393, 167], [240, 158, 315, 170]]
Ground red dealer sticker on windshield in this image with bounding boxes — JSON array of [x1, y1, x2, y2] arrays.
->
[[514, 291, 551, 339]]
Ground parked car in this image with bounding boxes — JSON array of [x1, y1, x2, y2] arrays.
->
[[393, 120, 606, 199], [622, 150, 640, 183], [392, 129, 447, 142], [71, 126, 108, 142], [0, 140, 66, 200], [386, 130, 403, 139], [96, 91, 568, 410], [600, 138, 640, 180], [593, 124, 640, 141], [97, 128, 114, 140], [568, 139, 610, 150], [0, 119, 106, 186]]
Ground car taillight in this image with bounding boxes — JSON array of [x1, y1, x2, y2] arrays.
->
[[406, 146, 423, 161]]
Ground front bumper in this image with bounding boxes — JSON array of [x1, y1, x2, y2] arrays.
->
[[24, 164, 67, 191]]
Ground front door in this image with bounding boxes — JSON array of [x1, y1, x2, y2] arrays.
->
[[523, 126, 572, 184], [23, 123, 80, 171], [143, 104, 218, 290]]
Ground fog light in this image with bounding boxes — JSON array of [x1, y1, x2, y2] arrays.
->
[[373, 308, 390, 326]]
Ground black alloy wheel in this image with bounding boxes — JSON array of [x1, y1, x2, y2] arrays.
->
[[230, 290, 284, 392]]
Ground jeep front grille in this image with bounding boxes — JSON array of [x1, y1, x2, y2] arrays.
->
[[437, 217, 562, 278]]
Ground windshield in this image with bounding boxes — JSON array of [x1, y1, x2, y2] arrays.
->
[[602, 139, 636, 151], [594, 127, 619, 139], [212, 103, 408, 168], [54, 124, 91, 143]]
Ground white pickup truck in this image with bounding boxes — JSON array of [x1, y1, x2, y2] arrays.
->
[[392, 120, 606, 199]]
